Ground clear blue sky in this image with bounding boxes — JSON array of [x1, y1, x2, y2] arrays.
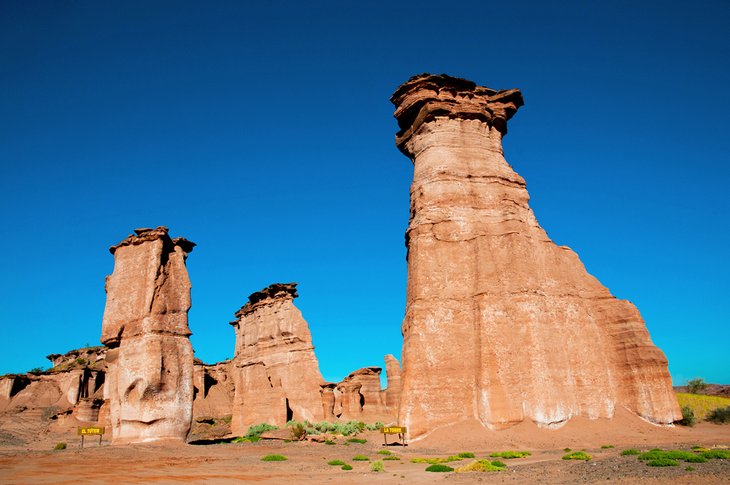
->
[[1, 1, 728, 385]]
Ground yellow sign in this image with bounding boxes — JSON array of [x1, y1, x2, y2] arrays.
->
[[78, 427, 105, 436], [381, 426, 406, 434]]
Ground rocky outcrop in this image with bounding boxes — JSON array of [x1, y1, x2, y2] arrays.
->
[[384, 354, 402, 411], [193, 360, 234, 419], [392, 74, 681, 440], [229, 283, 324, 434], [101, 226, 195, 444]]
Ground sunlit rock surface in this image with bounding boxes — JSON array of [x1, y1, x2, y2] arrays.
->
[[392, 73, 681, 440], [101, 226, 195, 444]]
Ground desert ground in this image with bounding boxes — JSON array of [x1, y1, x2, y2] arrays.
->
[[1, 414, 728, 484]]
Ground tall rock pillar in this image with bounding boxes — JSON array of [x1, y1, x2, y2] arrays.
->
[[391, 74, 681, 440], [229, 283, 325, 435], [101, 227, 196, 444]]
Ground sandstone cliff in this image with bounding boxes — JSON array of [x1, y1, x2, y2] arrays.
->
[[101, 226, 196, 444], [392, 73, 681, 440], [229, 283, 325, 434]]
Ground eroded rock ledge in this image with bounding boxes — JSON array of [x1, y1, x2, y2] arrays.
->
[[391, 73, 524, 155]]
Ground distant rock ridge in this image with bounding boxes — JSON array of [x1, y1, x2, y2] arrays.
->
[[392, 73, 681, 440]]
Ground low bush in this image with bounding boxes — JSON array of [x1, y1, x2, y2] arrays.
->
[[341, 464, 353, 470], [684, 454, 708, 463], [352, 455, 369, 461], [53, 442, 67, 450], [621, 449, 641, 456], [261, 454, 287, 461], [563, 448, 571, 452], [601, 445, 615, 449], [377, 449, 392, 455], [455, 459, 507, 472], [290, 423, 306, 440], [700, 449, 730, 459], [365, 421, 384, 431], [383, 455, 400, 461], [371, 460, 384, 472], [347, 438, 367, 444], [647, 458, 678, 467], [324, 440, 335, 445], [411, 456, 462, 464], [685, 466, 695, 471], [246, 423, 278, 439], [327, 460, 345, 466], [706, 406, 730, 424], [489, 451, 531, 459], [562, 451, 592, 461], [687, 378, 707, 394], [639, 450, 698, 462], [457, 452, 475, 458], [425, 464, 453, 472], [691, 446, 710, 452], [679, 405, 696, 426]]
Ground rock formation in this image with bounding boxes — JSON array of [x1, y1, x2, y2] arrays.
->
[[101, 226, 196, 444], [193, 360, 234, 419], [392, 74, 681, 440], [229, 283, 324, 434], [384, 354, 402, 411]]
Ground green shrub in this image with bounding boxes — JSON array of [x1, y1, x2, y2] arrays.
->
[[411, 456, 462, 464], [563, 448, 571, 452], [290, 423, 306, 440], [246, 423, 278, 439], [261, 454, 287, 461], [455, 459, 507, 472], [700, 449, 730, 459], [53, 442, 67, 450], [685, 466, 695, 471], [687, 378, 707, 394], [706, 406, 730, 424], [383, 455, 400, 461], [647, 458, 679, 467], [562, 451, 592, 461], [679, 405, 696, 426], [327, 460, 345, 466], [457, 452, 475, 458], [425, 464, 453, 472], [377, 449, 392, 455], [342, 464, 353, 470], [489, 451, 531, 459], [366, 421, 384, 431], [324, 440, 335, 445], [347, 438, 367, 444], [621, 449, 641, 456], [352, 455, 369, 461], [684, 454, 708, 463], [371, 460, 384, 472], [691, 446, 710, 452], [601, 445, 615, 449]]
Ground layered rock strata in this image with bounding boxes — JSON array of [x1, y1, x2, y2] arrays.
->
[[392, 73, 681, 439], [384, 354, 402, 411], [101, 226, 196, 444], [229, 283, 324, 434]]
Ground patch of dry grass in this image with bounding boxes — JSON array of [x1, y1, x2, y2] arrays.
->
[[676, 393, 730, 420]]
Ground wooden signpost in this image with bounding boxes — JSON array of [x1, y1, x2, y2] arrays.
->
[[78, 426, 105, 448], [381, 426, 407, 446]]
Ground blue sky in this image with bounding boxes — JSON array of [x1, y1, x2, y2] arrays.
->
[[1, 1, 728, 385]]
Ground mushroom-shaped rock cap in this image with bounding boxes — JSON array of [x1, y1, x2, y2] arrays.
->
[[232, 282, 299, 320], [391, 73, 523, 154], [109, 226, 196, 254]]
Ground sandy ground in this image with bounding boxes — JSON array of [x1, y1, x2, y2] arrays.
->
[[1, 416, 729, 484]]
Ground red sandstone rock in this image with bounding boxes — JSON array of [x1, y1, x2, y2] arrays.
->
[[193, 360, 235, 420], [319, 383, 337, 420], [229, 283, 324, 434], [392, 74, 681, 440], [335, 367, 390, 422], [101, 226, 195, 444], [384, 354, 402, 412]]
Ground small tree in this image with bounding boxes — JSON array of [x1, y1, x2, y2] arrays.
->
[[687, 378, 707, 395], [678, 405, 696, 426]]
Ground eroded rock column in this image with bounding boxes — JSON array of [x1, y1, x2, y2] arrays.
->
[[392, 74, 681, 440], [101, 227, 195, 444], [229, 283, 324, 434]]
